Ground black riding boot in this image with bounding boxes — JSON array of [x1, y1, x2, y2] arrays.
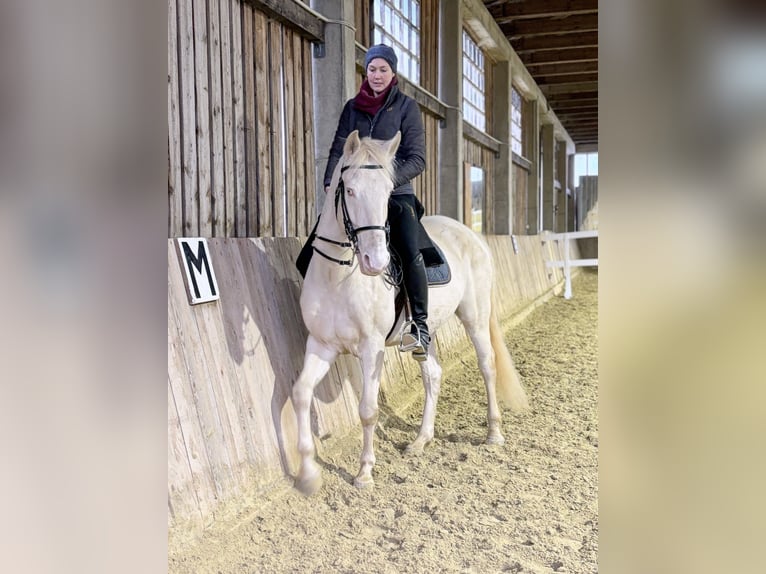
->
[[400, 253, 431, 361]]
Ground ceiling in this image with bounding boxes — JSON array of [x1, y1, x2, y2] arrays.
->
[[482, 0, 598, 149]]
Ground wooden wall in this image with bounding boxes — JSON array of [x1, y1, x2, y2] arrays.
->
[[355, 0, 371, 47], [168, 0, 318, 238], [513, 163, 529, 234], [168, 232, 576, 536], [415, 112, 440, 216], [419, 0, 440, 95]]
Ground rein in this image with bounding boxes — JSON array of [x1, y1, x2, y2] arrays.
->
[[313, 164, 390, 267]]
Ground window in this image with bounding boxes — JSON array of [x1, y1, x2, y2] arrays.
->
[[574, 152, 599, 187], [511, 86, 523, 156], [464, 164, 484, 233], [469, 166, 484, 233], [373, 0, 420, 84], [462, 30, 485, 132]]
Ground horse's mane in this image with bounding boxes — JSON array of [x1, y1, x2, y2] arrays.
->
[[329, 137, 396, 193]]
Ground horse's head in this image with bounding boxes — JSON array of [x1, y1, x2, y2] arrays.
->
[[333, 130, 401, 276]]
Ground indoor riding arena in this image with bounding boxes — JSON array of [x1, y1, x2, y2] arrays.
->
[[169, 269, 598, 573], [168, 1, 599, 572]]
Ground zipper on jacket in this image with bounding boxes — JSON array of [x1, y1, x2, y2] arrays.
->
[[369, 87, 397, 136]]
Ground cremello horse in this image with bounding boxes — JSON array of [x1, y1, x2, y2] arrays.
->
[[293, 131, 529, 495]]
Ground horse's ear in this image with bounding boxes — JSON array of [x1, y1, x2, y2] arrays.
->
[[382, 131, 402, 159], [344, 130, 361, 156]]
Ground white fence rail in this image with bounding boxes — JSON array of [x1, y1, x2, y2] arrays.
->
[[542, 230, 599, 299]]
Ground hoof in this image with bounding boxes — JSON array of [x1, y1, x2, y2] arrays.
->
[[353, 475, 374, 489], [295, 472, 323, 496], [486, 433, 505, 446], [404, 443, 424, 456]]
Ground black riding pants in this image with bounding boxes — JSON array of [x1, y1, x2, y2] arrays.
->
[[388, 194, 422, 264]]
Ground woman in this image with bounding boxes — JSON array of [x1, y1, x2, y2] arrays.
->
[[323, 44, 429, 360]]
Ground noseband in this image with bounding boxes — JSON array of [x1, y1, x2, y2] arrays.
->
[[313, 164, 390, 267]]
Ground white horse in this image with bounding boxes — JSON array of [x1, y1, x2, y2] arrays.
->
[[292, 131, 529, 495]]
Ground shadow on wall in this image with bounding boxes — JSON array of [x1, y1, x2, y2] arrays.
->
[[218, 238, 350, 478]]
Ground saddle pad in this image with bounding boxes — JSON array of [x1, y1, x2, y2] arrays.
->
[[425, 242, 451, 286]]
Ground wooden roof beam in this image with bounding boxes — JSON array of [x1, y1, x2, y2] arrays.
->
[[514, 31, 597, 53], [536, 72, 597, 85], [542, 81, 598, 95], [519, 47, 597, 65], [502, 14, 598, 38], [525, 61, 598, 75], [489, 0, 598, 23]]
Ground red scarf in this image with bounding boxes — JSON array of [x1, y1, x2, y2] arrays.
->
[[353, 77, 398, 116]]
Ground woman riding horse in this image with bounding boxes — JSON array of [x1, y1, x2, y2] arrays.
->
[[323, 44, 430, 361]]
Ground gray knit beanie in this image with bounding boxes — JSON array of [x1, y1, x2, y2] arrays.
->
[[364, 44, 397, 74]]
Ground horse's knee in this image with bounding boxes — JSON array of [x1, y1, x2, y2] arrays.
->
[[422, 366, 442, 396], [359, 406, 379, 427]]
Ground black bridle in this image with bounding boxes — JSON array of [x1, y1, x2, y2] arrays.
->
[[313, 164, 390, 267]]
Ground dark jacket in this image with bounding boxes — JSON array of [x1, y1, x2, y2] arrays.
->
[[323, 84, 426, 196]]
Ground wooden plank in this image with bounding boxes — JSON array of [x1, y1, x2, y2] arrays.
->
[[208, 0, 225, 236], [168, 0, 183, 237], [234, 1, 248, 237], [245, 0, 324, 43], [283, 28, 296, 236], [463, 161, 472, 227], [219, 0, 235, 237], [503, 14, 597, 38], [169, 247, 237, 500], [362, 0, 370, 47], [463, 121, 501, 154], [193, 0, 213, 235], [167, 377, 204, 525], [487, 148, 495, 234], [302, 40, 316, 225], [190, 255, 253, 488], [243, 4, 258, 236], [397, 76, 447, 121], [430, 115, 438, 214], [178, 0, 198, 235], [208, 240, 262, 467], [489, 0, 596, 21], [254, 10, 271, 236], [235, 239, 303, 472], [546, 259, 598, 268], [214, 240, 276, 470], [354, 0, 369, 47], [167, 261, 218, 520], [269, 20, 285, 237], [292, 33, 306, 235]]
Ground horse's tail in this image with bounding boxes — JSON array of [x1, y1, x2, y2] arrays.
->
[[490, 290, 530, 413]]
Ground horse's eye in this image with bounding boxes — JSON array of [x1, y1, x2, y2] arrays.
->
[[346, 187, 355, 197]]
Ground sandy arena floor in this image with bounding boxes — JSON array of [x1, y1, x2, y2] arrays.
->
[[169, 271, 598, 574]]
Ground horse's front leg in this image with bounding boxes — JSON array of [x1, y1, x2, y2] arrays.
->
[[406, 344, 443, 454], [292, 336, 337, 495], [354, 345, 386, 489]]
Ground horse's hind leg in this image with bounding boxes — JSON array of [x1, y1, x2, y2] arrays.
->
[[355, 345, 386, 489], [292, 336, 337, 495], [462, 317, 505, 445], [405, 345, 442, 455]]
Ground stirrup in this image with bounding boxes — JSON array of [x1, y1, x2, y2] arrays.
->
[[399, 322, 428, 361]]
